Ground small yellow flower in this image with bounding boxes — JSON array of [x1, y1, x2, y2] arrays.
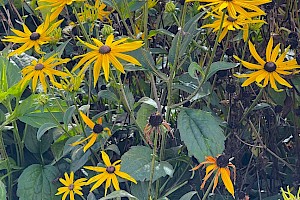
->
[[78, 0, 111, 23], [72, 34, 143, 84], [71, 111, 111, 152], [234, 37, 300, 91], [52, 69, 85, 92], [2, 16, 63, 57], [185, 0, 271, 18], [20, 54, 70, 92], [202, 12, 265, 42], [281, 186, 300, 200], [192, 155, 236, 197], [148, 0, 158, 8], [55, 171, 87, 200], [84, 151, 137, 196], [37, 0, 84, 21]]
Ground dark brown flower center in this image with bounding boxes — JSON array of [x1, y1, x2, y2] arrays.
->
[[264, 62, 277, 72], [99, 45, 111, 54], [93, 124, 104, 133], [149, 113, 163, 127], [216, 155, 229, 168], [34, 63, 44, 70], [106, 166, 115, 174], [68, 184, 74, 190], [227, 16, 236, 22], [30, 32, 40, 41]]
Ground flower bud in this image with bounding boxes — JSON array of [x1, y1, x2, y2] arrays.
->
[[101, 25, 114, 37], [165, 1, 176, 13]]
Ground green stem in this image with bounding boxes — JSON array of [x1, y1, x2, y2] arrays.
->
[[143, 0, 149, 48], [202, 173, 217, 200], [148, 129, 159, 199], [0, 131, 12, 200]]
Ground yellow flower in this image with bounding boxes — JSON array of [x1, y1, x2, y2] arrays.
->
[[2, 16, 63, 57], [37, 0, 84, 21], [20, 54, 70, 92], [185, 0, 271, 18], [234, 37, 300, 91], [192, 155, 236, 197], [148, 0, 158, 8], [202, 12, 265, 42], [71, 111, 111, 152], [84, 151, 137, 196], [281, 186, 300, 200], [52, 69, 85, 92], [78, 0, 111, 23], [72, 34, 143, 84], [55, 171, 87, 200]]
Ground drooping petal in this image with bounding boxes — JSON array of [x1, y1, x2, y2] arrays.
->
[[220, 168, 234, 196], [104, 175, 112, 196], [272, 72, 292, 88], [83, 134, 97, 152]]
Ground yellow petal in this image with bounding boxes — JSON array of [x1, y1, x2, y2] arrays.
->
[[83, 134, 97, 152], [248, 41, 265, 65], [266, 37, 273, 62], [105, 175, 112, 196], [101, 151, 112, 166], [272, 72, 292, 88], [271, 43, 280, 62], [111, 174, 120, 190], [220, 168, 234, 196], [80, 111, 95, 129]]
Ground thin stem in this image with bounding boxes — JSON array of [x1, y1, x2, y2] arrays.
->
[[148, 129, 159, 199], [202, 173, 217, 200]]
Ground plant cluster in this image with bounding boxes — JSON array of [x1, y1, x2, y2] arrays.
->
[[0, 0, 300, 199]]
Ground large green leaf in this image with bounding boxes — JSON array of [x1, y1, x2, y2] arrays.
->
[[177, 108, 225, 162], [17, 164, 59, 200], [19, 112, 64, 128], [0, 180, 6, 200], [204, 61, 239, 82], [0, 56, 21, 90], [121, 146, 174, 182]]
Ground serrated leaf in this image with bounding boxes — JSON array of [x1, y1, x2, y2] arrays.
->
[[99, 190, 137, 200], [37, 122, 57, 141], [204, 61, 239, 82], [17, 164, 59, 200], [0, 180, 6, 200], [177, 108, 225, 162], [121, 146, 174, 182]]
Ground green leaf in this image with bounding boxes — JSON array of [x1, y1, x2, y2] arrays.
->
[[136, 103, 156, 131], [17, 164, 59, 200], [188, 62, 204, 79], [99, 190, 137, 200], [204, 61, 239, 82], [179, 191, 197, 200], [63, 105, 76, 125], [24, 125, 53, 154], [130, 181, 150, 200], [177, 108, 225, 162], [0, 56, 21, 90], [37, 123, 57, 141], [70, 147, 92, 172], [121, 146, 174, 182], [98, 90, 119, 103], [19, 112, 64, 128], [0, 180, 6, 200]]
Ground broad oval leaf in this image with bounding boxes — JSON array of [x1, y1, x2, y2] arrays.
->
[[179, 191, 197, 200], [121, 146, 174, 182], [99, 190, 138, 200], [37, 122, 57, 141], [204, 61, 239, 82], [177, 108, 225, 162], [17, 164, 59, 200]]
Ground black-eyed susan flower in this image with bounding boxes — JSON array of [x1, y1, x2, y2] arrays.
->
[[71, 111, 111, 152], [55, 171, 87, 200], [84, 151, 137, 196], [185, 0, 271, 18], [37, 0, 84, 21], [144, 112, 173, 145], [2, 16, 63, 57], [72, 34, 143, 84], [202, 12, 265, 42], [52, 69, 85, 92], [19, 54, 70, 92], [192, 155, 236, 197], [281, 186, 300, 200], [234, 37, 300, 91]]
